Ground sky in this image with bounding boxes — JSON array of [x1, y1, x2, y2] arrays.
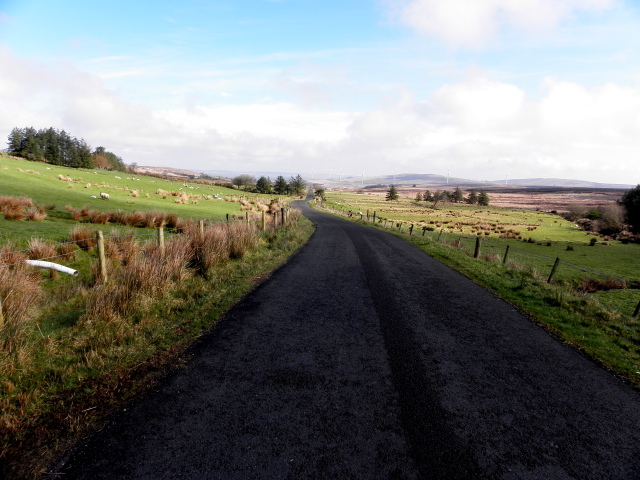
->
[[1, 0, 640, 184]]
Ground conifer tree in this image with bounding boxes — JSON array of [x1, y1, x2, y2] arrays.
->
[[386, 185, 399, 201]]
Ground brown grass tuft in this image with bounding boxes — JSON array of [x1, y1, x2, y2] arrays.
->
[[25, 208, 47, 221], [3, 205, 25, 221], [56, 242, 78, 260], [70, 226, 97, 250], [0, 242, 28, 270], [87, 210, 110, 225], [228, 223, 259, 259], [0, 266, 43, 353], [28, 238, 57, 260]]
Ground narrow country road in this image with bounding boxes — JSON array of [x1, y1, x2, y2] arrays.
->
[[56, 199, 640, 479]]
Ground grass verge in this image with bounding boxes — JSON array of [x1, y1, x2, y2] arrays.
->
[[0, 216, 314, 479]]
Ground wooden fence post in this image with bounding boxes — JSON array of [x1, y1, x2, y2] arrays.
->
[[245, 212, 249, 224], [199, 219, 205, 240], [262, 211, 266, 232], [281, 207, 286, 227], [373, 211, 376, 223], [437, 228, 444, 241], [633, 300, 640, 318], [474, 237, 482, 258], [547, 257, 561, 283], [158, 226, 165, 257], [96, 230, 107, 284], [226, 213, 229, 224], [366, 210, 370, 221], [422, 227, 427, 236], [502, 245, 510, 264], [409, 224, 414, 236]]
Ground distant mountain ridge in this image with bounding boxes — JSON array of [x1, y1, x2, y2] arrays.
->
[[136, 166, 633, 190], [372, 174, 633, 190]]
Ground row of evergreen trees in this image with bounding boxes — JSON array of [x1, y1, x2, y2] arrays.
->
[[233, 174, 307, 196], [6, 127, 127, 171], [413, 187, 489, 206], [386, 185, 490, 206]]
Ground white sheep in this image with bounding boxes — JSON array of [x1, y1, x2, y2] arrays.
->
[[100, 192, 110, 200]]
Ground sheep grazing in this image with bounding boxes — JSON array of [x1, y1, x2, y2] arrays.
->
[[100, 192, 110, 200], [90, 195, 97, 198]]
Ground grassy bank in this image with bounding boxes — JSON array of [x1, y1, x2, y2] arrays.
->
[[0, 154, 281, 245], [0, 215, 314, 479], [312, 202, 640, 392]]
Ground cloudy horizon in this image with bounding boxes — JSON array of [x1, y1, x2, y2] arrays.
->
[[1, 0, 639, 185]]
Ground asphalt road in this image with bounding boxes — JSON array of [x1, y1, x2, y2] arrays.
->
[[55, 199, 640, 479]]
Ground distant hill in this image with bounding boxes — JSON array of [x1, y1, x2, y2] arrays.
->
[[490, 178, 633, 189], [136, 166, 633, 190], [135, 166, 230, 182], [358, 173, 632, 190]]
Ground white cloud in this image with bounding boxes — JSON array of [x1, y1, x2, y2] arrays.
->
[[1, 44, 639, 184], [385, 0, 617, 47]]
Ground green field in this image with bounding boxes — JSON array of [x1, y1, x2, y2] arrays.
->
[[0, 154, 273, 245]]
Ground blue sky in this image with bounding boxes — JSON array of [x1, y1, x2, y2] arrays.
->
[[1, 0, 640, 184]]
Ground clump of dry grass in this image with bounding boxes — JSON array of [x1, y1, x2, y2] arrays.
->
[[165, 213, 179, 229], [228, 223, 259, 259], [268, 199, 281, 214], [83, 237, 192, 322], [3, 205, 25, 221], [579, 278, 627, 294], [0, 266, 43, 353], [25, 207, 47, 221], [0, 242, 28, 270], [70, 226, 97, 250], [187, 223, 230, 274], [28, 238, 57, 260], [141, 211, 164, 228], [87, 210, 110, 225], [56, 242, 78, 260], [122, 211, 144, 227]]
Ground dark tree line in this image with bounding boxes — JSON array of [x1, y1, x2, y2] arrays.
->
[[407, 186, 490, 206], [6, 126, 127, 171], [232, 174, 307, 196]]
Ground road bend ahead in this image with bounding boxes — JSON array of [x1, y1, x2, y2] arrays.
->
[[57, 200, 640, 479]]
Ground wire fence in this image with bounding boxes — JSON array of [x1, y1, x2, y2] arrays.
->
[[0, 207, 295, 303], [317, 202, 640, 317]]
